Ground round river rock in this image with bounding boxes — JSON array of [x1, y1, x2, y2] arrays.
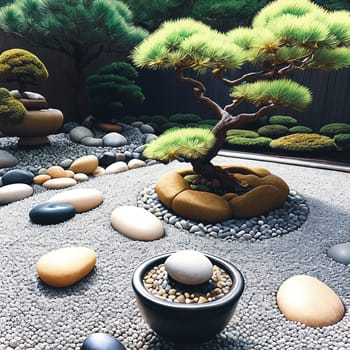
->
[[165, 250, 213, 285], [81, 333, 126, 350]]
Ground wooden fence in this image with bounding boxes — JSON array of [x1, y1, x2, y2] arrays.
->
[[0, 30, 349, 131]]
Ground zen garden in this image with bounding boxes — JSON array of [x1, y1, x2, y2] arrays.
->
[[0, 0, 350, 349]]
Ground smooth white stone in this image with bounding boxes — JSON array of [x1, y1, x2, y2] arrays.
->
[[164, 250, 213, 285], [48, 188, 103, 213], [0, 183, 33, 204], [105, 161, 128, 175], [111, 206, 164, 241], [42, 178, 77, 189], [277, 274, 345, 327], [74, 173, 89, 182]]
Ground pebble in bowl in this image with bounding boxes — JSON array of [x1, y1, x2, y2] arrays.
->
[[131, 250, 245, 343]]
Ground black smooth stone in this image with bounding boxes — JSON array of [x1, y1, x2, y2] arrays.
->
[[81, 333, 126, 350], [29, 202, 76, 225], [2, 169, 34, 185], [98, 152, 116, 168]]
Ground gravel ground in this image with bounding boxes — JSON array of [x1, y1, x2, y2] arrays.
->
[[0, 137, 349, 350]]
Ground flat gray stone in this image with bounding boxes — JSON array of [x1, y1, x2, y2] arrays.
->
[[144, 134, 158, 144], [102, 132, 127, 147], [327, 242, 350, 265], [69, 126, 94, 143], [0, 151, 17, 169]]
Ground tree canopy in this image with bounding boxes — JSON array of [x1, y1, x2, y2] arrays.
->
[[132, 0, 350, 189]]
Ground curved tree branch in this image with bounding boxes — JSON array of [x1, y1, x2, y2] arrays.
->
[[176, 67, 225, 119]]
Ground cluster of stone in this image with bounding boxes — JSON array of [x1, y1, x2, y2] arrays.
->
[[137, 185, 309, 241]]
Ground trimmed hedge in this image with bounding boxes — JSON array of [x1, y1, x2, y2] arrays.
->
[[226, 129, 259, 138], [269, 115, 298, 127], [258, 124, 290, 138], [226, 136, 272, 148], [320, 123, 350, 137], [270, 133, 337, 152], [289, 125, 313, 134], [168, 113, 202, 124], [334, 133, 350, 147]]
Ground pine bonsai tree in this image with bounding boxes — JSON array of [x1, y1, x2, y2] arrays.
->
[[132, 0, 350, 191], [0, 0, 147, 119], [87, 62, 144, 122], [0, 87, 26, 123], [0, 48, 48, 98]]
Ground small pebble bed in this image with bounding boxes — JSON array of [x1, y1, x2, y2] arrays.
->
[[137, 186, 309, 241], [143, 264, 232, 304]]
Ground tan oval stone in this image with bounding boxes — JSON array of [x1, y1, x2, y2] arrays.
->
[[173, 190, 232, 223], [229, 174, 289, 218], [0, 183, 33, 204], [69, 155, 98, 174], [105, 161, 128, 175], [92, 166, 106, 177], [155, 171, 190, 209], [48, 188, 103, 212], [47, 166, 66, 178], [111, 206, 164, 241], [128, 159, 146, 169], [42, 178, 77, 189], [64, 170, 75, 178], [33, 174, 51, 185], [36, 247, 97, 287], [277, 275, 345, 327], [74, 173, 89, 182]]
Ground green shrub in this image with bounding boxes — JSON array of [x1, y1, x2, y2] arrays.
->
[[150, 115, 168, 125], [320, 123, 350, 136], [0, 87, 26, 123], [334, 133, 350, 147], [168, 113, 202, 124], [138, 115, 153, 123], [226, 136, 272, 148], [289, 125, 313, 133], [269, 115, 298, 127], [197, 124, 213, 129], [226, 129, 259, 138], [198, 119, 219, 126], [258, 124, 290, 138], [270, 133, 337, 152]]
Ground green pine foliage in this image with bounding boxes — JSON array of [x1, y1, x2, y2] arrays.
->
[[87, 62, 144, 122], [231, 80, 312, 111], [0, 48, 48, 85], [0, 87, 26, 123], [0, 0, 147, 62], [143, 127, 216, 161]]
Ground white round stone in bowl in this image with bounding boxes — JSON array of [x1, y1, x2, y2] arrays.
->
[[164, 250, 213, 285]]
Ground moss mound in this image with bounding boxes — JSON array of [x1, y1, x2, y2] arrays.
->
[[198, 119, 219, 126], [320, 123, 350, 137], [269, 115, 298, 127], [122, 115, 138, 124], [270, 133, 337, 152], [226, 136, 272, 148], [169, 113, 202, 124], [160, 122, 182, 132], [150, 115, 168, 125], [334, 133, 350, 148], [258, 124, 290, 138], [226, 129, 259, 138], [289, 125, 313, 133]]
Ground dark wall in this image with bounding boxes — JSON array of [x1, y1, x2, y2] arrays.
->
[[0, 30, 349, 131]]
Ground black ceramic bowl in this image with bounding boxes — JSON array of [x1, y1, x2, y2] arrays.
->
[[132, 252, 245, 343]]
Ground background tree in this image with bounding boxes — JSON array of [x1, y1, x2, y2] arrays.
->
[[0, 48, 48, 98], [87, 62, 144, 122], [132, 0, 350, 191], [0, 0, 147, 119]]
